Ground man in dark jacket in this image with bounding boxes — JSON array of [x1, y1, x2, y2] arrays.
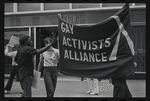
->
[[15, 33, 56, 97], [111, 61, 137, 97]]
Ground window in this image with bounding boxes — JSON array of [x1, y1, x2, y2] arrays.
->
[[4, 29, 29, 44], [18, 3, 40, 12], [72, 3, 100, 9], [132, 26, 145, 72], [135, 3, 146, 6], [5, 3, 13, 13], [4, 28, 29, 74], [44, 3, 69, 10], [102, 3, 132, 7]]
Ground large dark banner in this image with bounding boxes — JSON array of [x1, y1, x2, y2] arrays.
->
[[58, 4, 135, 78]]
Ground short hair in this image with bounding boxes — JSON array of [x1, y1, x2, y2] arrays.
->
[[19, 35, 30, 46], [44, 37, 52, 44]]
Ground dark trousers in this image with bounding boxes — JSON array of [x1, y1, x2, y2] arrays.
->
[[43, 67, 58, 97], [112, 77, 132, 97], [5, 66, 23, 91], [20, 75, 32, 97]]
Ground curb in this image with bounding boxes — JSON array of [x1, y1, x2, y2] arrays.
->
[[4, 74, 83, 81]]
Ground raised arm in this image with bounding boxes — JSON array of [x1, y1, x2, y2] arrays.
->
[[4, 45, 9, 56], [36, 32, 56, 54], [36, 43, 52, 54], [4, 44, 16, 57]]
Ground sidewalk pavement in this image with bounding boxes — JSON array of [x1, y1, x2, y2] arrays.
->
[[4, 73, 146, 97]]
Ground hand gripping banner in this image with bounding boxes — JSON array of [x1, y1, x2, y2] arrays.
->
[[58, 3, 135, 78]]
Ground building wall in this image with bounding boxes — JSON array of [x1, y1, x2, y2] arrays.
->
[[5, 5, 145, 27], [5, 3, 145, 13], [4, 3, 146, 74]]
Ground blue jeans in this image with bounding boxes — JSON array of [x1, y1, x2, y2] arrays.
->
[[43, 66, 58, 97]]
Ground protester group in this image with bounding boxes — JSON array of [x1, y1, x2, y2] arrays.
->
[[4, 33, 136, 98], [4, 4, 137, 98]]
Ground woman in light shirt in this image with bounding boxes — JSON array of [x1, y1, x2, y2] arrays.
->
[[38, 37, 59, 97]]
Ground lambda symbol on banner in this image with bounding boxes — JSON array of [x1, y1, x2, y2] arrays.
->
[[109, 16, 134, 61]]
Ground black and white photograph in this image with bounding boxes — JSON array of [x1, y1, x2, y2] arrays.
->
[[4, 3, 146, 99]]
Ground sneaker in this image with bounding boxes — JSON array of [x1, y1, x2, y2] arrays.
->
[[86, 90, 93, 94], [90, 92, 99, 95], [20, 91, 23, 94], [4, 90, 9, 94]]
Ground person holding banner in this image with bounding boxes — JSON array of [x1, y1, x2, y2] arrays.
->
[[86, 78, 99, 95], [4, 44, 23, 94], [14, 33, 56, 97], [112, 77, 132, 97], [38, 36, 59, 97], [111, 60, 137, 97]]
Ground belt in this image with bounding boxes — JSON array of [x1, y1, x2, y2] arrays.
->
[[12, 65, 18, 67], [44, 66, 57, 68]]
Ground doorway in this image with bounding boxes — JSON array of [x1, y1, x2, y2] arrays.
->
[[36, 27, 58, 49]]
